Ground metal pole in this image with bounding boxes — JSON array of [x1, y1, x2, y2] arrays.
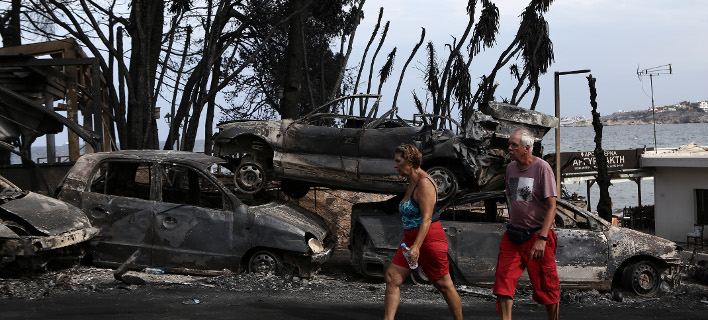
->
[[553, 69, 591, 198], [650, 74, 657, 152]]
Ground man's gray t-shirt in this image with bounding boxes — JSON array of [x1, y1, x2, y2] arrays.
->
[[506, 157, 557, 230]]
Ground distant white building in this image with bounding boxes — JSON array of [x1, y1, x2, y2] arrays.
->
[[699, 101, 708, 111], [641, 143, 708, 243]]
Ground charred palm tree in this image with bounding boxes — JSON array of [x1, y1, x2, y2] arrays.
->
[[587, 75, 613, 222], [471, 0, 554, 118]]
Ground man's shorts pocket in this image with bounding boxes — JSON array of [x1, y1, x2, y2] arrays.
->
[[540, 265, 559, 292]]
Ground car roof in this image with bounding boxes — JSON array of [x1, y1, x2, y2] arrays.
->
[[66, 150, 225, 182]]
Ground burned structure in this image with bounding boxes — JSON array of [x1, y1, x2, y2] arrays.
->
[[212, 95, 558, 201]]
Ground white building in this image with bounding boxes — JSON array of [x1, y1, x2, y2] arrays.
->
[[641, 143, 708, 243], [699, 101, 708, 111]]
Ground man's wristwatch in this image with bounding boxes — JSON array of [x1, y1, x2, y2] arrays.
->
[[537, 235, 548, 241]]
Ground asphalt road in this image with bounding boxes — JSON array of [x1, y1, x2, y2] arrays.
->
[[0, 285, 705, 320], [0, 250, 706, 319]]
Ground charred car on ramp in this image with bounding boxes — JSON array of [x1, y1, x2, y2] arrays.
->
[[349, 191, 682, 296], [0, 174, 97, 274], [56, 150, 333, 277], [213, 95, 557, 201]]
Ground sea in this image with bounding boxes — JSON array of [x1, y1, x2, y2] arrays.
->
[[14, 123, 708, 213], [541, 122, 708, 212]]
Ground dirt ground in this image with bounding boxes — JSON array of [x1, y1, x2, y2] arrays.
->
[[284, 188, 393, 249]]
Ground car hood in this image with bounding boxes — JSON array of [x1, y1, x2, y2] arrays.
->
[[605, 225, 682, 261], [0, 191, 91, 236], [249, 200, 330, 241]]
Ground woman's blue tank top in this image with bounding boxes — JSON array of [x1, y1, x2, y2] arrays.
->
[[399, 176, 440, 230]]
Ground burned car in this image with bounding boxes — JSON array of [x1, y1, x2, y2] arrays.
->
[[213, 95, 557, 201], [0, 174, 97, 273], [349, 191, 682, 296], [56, 151, 333, 277]]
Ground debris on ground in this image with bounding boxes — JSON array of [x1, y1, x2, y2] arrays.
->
[[0, 263, 706, 311]]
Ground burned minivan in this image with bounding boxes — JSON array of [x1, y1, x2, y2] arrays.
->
[[350, 191, 682, 296], [213, 95, 557, 201], [56, 151, 333, 277], [0, 174, 97, 273]]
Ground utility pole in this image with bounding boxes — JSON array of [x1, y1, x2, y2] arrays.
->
[[637, 64, 672, 152]]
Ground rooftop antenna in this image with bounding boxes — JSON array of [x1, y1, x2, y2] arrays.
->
[[637, 64, 672, 152]]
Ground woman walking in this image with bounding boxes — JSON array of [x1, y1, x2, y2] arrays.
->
[[384, 144, 463, 320]]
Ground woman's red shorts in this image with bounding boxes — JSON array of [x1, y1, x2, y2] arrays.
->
[[391, 221, 449, 281]]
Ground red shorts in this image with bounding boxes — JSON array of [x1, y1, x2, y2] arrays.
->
[[493, 229, 559, 305], [391, 221, 449, 282]]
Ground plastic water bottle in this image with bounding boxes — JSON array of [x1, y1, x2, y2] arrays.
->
[[143, 267, 164, 274], [401, 243, 418, 269]]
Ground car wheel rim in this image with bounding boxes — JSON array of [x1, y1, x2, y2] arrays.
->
[[251, 253, 277, 274], [632, 263, 658, 294], [428, 168, 455, 199], [238, 164, 264, 191]]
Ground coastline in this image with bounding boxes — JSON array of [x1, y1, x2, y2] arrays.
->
[[562, 110, 708, 127]]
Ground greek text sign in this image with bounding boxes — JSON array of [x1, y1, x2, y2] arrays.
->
[[559, 149, 642, 174]]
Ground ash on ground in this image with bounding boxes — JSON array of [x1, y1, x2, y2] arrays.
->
[[2, 263, 707, 311]]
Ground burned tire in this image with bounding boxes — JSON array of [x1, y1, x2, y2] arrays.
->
[[622, 260, 661, 296], [281, 179, 310, 199], [426, 166, 458, 202], [234, 159, 268, 194], [248, 250, 282, 275]]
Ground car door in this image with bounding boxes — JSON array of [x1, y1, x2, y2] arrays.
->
[[357, 121, 419, 191], [82, 160, 155, 266], [554, 205, 610, 284], [281, 116, 350, 184], [151, 163, 239, 270], [441, 198, 507, 284]]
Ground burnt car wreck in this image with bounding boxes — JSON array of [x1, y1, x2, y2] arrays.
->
[[350, 191, 682, 296], [212, 96, 558, 201], [56, 151, 334, 277], [0, 175, 97, 274]]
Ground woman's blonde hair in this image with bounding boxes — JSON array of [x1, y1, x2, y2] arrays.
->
[[395, 144, 422, 169]]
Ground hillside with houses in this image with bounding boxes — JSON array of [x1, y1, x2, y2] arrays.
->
[[562, 101, 708, 126]]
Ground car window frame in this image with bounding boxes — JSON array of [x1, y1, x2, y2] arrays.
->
[[155, 162, 236, 212], [87, 158, 156, 201]]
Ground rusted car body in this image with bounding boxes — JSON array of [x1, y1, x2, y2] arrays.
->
[[213, 95, 557, 201], [0, 175, 97, 273], [349, 191, 682, 296], [56, 151, 333, 277]]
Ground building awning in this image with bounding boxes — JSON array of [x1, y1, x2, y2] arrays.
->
[[641, 142, 708, 168]]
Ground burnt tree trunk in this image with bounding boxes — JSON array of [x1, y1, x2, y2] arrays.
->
[[0, 0, 22, 47], [587, 75, 613, 222], [281, 0, 305, 119], [204, 57, 221, 155], [126, 0, 164, 149]]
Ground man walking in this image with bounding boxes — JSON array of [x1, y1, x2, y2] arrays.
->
[[494, 129, 560, 320]]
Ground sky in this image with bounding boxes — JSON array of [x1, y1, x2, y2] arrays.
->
[[349, 0, 708, 120], [34, 0, 708, 146]]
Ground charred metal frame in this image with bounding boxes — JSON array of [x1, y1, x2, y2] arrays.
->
[[0, 55, 104, 152]]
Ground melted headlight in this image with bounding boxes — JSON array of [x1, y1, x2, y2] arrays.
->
[[308, 238, 324, 254]]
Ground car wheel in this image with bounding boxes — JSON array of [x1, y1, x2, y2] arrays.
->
[[426, 166, 458, 202], [410, 267, 430, 285], [248, 250, 282, 275], [281, 179, 310, 199], [235, 159, 268, 194], [622, 260, 661, 296]]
